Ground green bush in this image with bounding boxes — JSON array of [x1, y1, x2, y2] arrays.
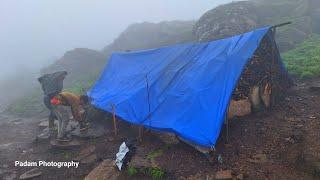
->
[[139, 167, 165, 180], [127, 167, 138, 176], [148, 167, 165, 180], [282, 34, 320, 78], [147, 149, 163, 160]]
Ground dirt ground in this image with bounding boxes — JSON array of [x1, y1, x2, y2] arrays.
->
[[0, 78, 319, 180]]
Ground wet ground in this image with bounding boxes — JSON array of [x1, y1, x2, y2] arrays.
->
[[0, 79, 320, 179]]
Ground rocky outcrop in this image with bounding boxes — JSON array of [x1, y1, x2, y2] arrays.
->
[[84, 159, 119, 180], [194, 1, 260, 42], [194, 0, 320, 52], [41, 48, 105, 87], [103, 21, 195, 54]]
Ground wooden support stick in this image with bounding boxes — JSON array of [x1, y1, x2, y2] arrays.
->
[[112, 104, 118, 136], [137, 74, 150, 142], [138, 126, 143, 142], [225, 116, 229, 144], [145, 74, 151, 123], [271, 22, 292, 29]]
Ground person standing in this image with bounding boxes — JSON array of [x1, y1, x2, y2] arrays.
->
[[38, 71, 67, 137]]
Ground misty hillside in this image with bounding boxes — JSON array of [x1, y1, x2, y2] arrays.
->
[[6, 20, 197, 115], [45, 21, 196, 88], [8, 0, 320, 115], [44, 0, 320, 88], [103, 21, 196, 54], [41, 48, 105, 88]]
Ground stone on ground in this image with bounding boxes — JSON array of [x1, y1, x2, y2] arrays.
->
[[38, 121, 49, 128], [309, 81, 320, 92], [215, 170, 233, 180], [182, 173, 214, 180], [36, 128, 50, 140], [153, 132, 180, 145], [19, 168, 41, 180], [74, 145, 96, 161], [236, 174, 244, 180], [4, 172, 17, 180], [84, 159, 119, 180], [129, 154, 153, 168], [80, 154, 97, 164], [248, 154, 267, 163], [70, 119, 108, 138], [302, 153, 320, 176], [50, 139, 81, 149]]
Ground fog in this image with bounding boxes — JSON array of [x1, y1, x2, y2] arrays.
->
[[0, 0, 235, 81], [0, 0, 236, 109]]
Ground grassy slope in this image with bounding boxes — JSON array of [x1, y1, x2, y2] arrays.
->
[[282, 34, 320, 78]]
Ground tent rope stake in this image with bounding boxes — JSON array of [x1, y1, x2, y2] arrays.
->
[[111, 103, 118, 136]]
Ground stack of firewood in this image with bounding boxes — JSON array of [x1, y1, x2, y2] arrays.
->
[[231, 35, 291, 104]]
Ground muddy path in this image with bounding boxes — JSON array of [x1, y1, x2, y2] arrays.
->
[[0, 113, 43, 180], [0, 79, 319, 180]]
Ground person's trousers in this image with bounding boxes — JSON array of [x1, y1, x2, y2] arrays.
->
[[51, 105, 70, 139]]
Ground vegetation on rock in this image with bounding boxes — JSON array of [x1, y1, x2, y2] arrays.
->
[[282, 34, 320, 78]]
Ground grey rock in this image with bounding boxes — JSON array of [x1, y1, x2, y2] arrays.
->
[[80, 154, 97, 164], [84, 159, 119, 180], [4, 172, 17, 180], [248, 154, 268, 163], [19, 168, 41, 180]]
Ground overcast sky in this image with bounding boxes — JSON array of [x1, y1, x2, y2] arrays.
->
[[0, 0, 233, 79]]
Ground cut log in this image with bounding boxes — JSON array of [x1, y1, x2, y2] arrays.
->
[[250, 86, 261, 111], [228, 99, 251, 119], [261, 83, 272, 108]]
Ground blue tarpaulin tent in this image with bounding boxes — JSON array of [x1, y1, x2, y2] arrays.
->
[[88, 26, 274, 147]]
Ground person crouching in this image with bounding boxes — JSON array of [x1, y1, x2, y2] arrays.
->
[[50, 91, 89, 141]]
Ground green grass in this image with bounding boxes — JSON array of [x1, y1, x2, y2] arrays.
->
[[8, 89, 45, 115], [90, 138, 97, 145], [62, 151, 72, 159], [127, 167, 138, 176], [148, 167, 165, 180], [147, 149, 163, 160], [127, 166, 165, 180], [126, 148, 166, 179], [282, 34, 320, 78], [65, 78, 96, 95]]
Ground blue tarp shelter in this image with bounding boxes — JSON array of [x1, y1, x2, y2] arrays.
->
[[88, 26, 277, 147]]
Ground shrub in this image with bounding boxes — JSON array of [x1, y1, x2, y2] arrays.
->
[[282, 34, 320, 78], [147, 149, 163, 160], [127, 167, 138, 176]]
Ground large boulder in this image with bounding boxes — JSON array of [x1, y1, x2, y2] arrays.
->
[[194, 1, 260, 42]]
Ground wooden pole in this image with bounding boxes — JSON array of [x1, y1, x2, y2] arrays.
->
[[145, 74, 151, 122], [226, 116, 229, 144], [138, 126, 143, 142], [271, 22, 292, 29], [138, 74, 152, 142], [111, 104, 118, 136], [270, 28, 277, 107]]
